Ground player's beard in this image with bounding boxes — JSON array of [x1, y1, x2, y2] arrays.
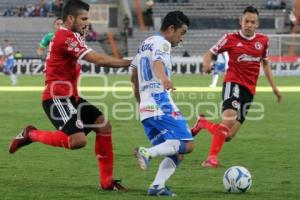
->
[[72, 21, 85, 36]]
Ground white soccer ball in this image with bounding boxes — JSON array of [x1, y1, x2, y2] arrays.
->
[[223, 166, 252, 193]]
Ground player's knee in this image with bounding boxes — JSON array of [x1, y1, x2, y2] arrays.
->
[[94, 121, 112, 133], [69, 139, 87, 149], [178, 154, 184, 161], [69, 135, 87, 149], [185, 141, 194, 153]]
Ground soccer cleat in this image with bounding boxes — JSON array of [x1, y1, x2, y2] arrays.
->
[[201, 157, 222, 168], [191, 114, 206, 137], [148, 185, 176, 197], [134, 147, 151, 170], [9, 125, 36, 154], [99, 179, 126, 192]]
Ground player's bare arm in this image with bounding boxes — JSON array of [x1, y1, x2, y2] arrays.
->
[[83, 50, 131, 67], [153, 60, 175, 91], [131, 68, 140, 103], [203, 50, 214, 73], [262, 59, 283, 103]]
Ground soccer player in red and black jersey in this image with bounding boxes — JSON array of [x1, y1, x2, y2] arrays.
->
[[191, 6, 283, 168], [9, 0, 130, 191]]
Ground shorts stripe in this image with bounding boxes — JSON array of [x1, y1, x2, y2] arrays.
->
[[224, 82, 231, 100], [53, 98, 69, 123]]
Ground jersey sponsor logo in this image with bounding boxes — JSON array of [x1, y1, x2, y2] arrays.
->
[[140, 104, 160, 112], [141, 82, 161, 91], [255, 42, 262, 50], [237, 54, 261, 62], [137, 43, 154, 53]]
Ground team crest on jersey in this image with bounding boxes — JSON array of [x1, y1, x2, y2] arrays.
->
[[65, 38, 78, 51], [255, 42, 262, 50], [162, 43, 169, 52]]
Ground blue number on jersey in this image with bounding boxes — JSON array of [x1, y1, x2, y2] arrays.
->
[[140, 57, 153, 81]]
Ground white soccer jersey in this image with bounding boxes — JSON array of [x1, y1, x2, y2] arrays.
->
[[131, 33, 179, 121], [4, 46, 14, 59]]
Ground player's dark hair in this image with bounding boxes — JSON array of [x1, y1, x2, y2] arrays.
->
[[62, 0, 90, 22], [160, 10, 190, 31], [54, 17, 62, 23], [243, 6, 259, 16]]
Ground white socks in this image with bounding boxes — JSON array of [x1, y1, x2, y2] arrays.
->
[[210, 74, 219, 87], [147, 140, 180, 158], [151, 157, 176, 188]]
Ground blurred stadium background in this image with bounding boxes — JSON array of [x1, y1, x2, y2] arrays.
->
[[0, 0, 299, 76]]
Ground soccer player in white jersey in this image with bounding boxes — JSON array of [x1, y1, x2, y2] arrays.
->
[[209, 52, 229, 88], [131, 11, 194, 196], [3, 39, 17, 85]]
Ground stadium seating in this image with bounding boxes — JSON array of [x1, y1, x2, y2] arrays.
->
[[0, 31, 105, 58], [127, 29, 282, 57]]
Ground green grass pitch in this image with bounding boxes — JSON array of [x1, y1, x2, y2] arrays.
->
[[0, 74, 299, 200]]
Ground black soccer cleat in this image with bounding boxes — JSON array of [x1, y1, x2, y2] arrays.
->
[[99, 179, 126, 192]]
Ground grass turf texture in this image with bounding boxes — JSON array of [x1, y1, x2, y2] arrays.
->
[[0, 75, 299, 200]]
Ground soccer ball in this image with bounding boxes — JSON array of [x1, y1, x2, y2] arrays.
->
[[223, 166, 252, 193]]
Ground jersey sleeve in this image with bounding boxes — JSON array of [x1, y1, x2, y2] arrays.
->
[[262, 37, 269, 60], [152, 39, 171, 66], [39, 34, 51, 48], [130, 56, 137, 69], [210, 34, 230, 54], [62, 32, 92, 60]]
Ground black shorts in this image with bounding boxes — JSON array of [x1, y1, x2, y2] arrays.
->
[[42, 97, 103, 135], [222, 82, 253, 124]]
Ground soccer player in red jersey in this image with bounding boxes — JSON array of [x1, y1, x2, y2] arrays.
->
[[9, 0, 130, 190], [191, 6, 283, 168]]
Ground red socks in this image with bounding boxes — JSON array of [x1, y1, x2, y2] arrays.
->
[[201, 118, 219, 135], [95, 133, 114, 189], [201, 118, 230, 158], [29, 129, 70, 149], [208, 124, 229, 158]]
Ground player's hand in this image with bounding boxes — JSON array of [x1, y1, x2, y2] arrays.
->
[[203, 64, 213, 74], [162, 78, 176, 91], [273, 87, 282, 103]]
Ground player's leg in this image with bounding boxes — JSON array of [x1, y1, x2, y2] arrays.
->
[[225, 121, 241, 142], [226, 89, 253, 142], [135, 115, 194, 170], [210, 71, 219, 88], [9, 97, 87, 153], [5, 59, 17, 86], [148, 154, 183, 197], [78, 98, 125, 191], [136, 114, 193, 196], [201, 83, 240, 167], [4, 59, 17, 85]]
